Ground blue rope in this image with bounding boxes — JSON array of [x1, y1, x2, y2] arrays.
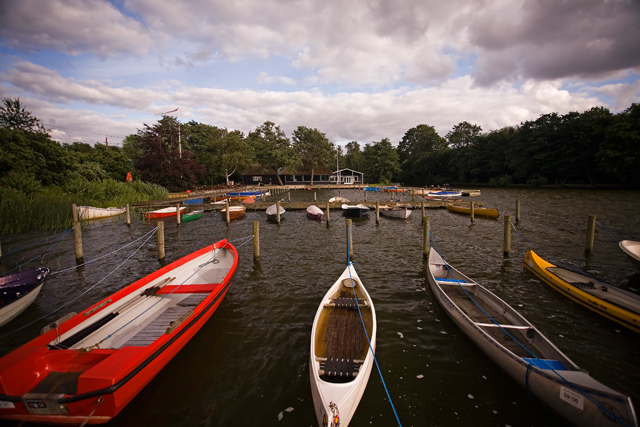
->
[[429, 231, 627, 425], [1, 227, 74, 258], [596, 221, 637, 243], [346, 224, 403, 427]]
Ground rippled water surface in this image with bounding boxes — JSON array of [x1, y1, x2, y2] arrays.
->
[[1, 188, 639, 427]]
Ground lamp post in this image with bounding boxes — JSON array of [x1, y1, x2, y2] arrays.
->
[[156, 108, 181, 158]]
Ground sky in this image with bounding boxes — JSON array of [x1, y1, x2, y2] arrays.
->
[[1, 0, 639, 148]]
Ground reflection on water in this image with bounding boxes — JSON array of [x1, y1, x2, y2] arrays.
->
[[0, 188, 639, 426]]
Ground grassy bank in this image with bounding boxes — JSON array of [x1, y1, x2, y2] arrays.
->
[[0, 179, 168, 234]]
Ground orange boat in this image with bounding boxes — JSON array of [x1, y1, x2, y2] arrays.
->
[[0, 240, 238, 424], [220, 205, 246, 220]]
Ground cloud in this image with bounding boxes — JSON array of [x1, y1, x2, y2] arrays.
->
[[0, 0, 153, 58], [468, 0, 640, 85]]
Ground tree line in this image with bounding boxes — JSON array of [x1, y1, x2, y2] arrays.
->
[[2, 98, 639, 196]]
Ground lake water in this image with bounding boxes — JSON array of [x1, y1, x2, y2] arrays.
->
[[0, 187, 639, 427]]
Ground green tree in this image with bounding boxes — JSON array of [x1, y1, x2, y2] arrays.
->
[[0, 97, 47, 134], [397, 124, 448, 185], [445, 121, 482, 149], [186, 122, 252, 185], [246, 121, 299, 185], [363, 138, 401, 184], [292, 126, 335, 185], [597, 103, 640, 187], [344, 141, 365, 172], [135, 116, 205, 191]]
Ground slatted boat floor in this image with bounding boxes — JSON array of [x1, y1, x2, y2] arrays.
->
[[324, 306, 367, 360], [121, 293, 207, 347]]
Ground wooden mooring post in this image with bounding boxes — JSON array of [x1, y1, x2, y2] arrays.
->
[[503, 216, 511, 257], [585, 215, 596, 254], [423, 216, 430, 258], [375, 201, 380, 224], [176, 203, 181, 225], [253, 221, 260, 260], [71, 204, 84, 263], [326, 202, 330, 225], [470, 201, 475, 224], [276, 201, 281, 224], [126, 204, 131, 227], [515, 200, 521, 223], [157, 221, 165, 260], [225, 202, 230, 225], [346, 219, 353, 262], [421, 202, 425, 222]]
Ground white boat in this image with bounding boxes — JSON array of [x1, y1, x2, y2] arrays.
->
[[310, 263, 376, 427], [266, 204, 285, 222], [427, 247, 638, 427], [144, 206, 185, 219], [77, 206, 126, 220], [379, 206, 412, 219], [426, 190, 462, 198], [307, 205, 324, 221], [0, 267, 50, 327], [341, 204, 369, 218], [329, 197, 350, 203], [620, 240, 640, 272]]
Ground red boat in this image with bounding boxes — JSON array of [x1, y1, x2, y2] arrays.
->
[[144, 206, 185, 219], [0, 239, 238, 424]]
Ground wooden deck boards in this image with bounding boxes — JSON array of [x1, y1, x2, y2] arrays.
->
[[324, 302, 367, 361], [120, 294, 207, 348]]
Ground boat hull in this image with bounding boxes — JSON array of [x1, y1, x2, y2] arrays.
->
[[341, 204, 369, 218], [379, 207, 411, 219], [309, 264, 376, 427], [181, 210, 204, 222], [446, 203, 499, 218], [0, 268, 50, 327], [0, 241, 238, 424], [77, 206, 126, 220], [220, 206, 246, 220], [266, 205, 285, 222], [523, 250, 640, 333], [144, 207, 185, 219], [620, 240, 640, 272], [306, 206, 324, 221], [428, 248, 637, 427]]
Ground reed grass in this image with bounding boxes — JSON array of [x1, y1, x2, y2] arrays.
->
[[0, 179, 169, 234]]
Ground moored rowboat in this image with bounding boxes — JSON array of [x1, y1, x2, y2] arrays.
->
[[446, 203, 499, 218], [619, 240, 640, 273], [341, 204, 369, 218], [306, 205, 324, 221], [77, 206, 126, 220], [144, 206, 185, 219], [523, 250, 640, 333], [378, 206, 412, 219], [181, 210, 204, 222], [310, 263, 376, 427], [0, 240, 238, 424], [428, 247, 637, 427], [266, 204, 286, 222], [0, 267, 50, 327], [220, 205, 246, 220]]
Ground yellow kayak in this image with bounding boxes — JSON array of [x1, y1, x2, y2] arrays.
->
[[523, 250, 640, 333], [446, 203, 499, 218]]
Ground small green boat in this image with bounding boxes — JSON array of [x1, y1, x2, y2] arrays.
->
[[181, 210, 204, 222]]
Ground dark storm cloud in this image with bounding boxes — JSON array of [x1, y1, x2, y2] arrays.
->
[[470, 0, 640, 85]]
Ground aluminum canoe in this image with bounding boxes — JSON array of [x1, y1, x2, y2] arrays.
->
[[427, 247, 637, 427]]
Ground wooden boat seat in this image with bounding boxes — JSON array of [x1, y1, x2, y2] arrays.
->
[[325, 297, 366, 309], [318, 357, 362, 379], [436, 278, 476, 287], [523, 358, 567, 371], [341, 278, 359, 288]]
